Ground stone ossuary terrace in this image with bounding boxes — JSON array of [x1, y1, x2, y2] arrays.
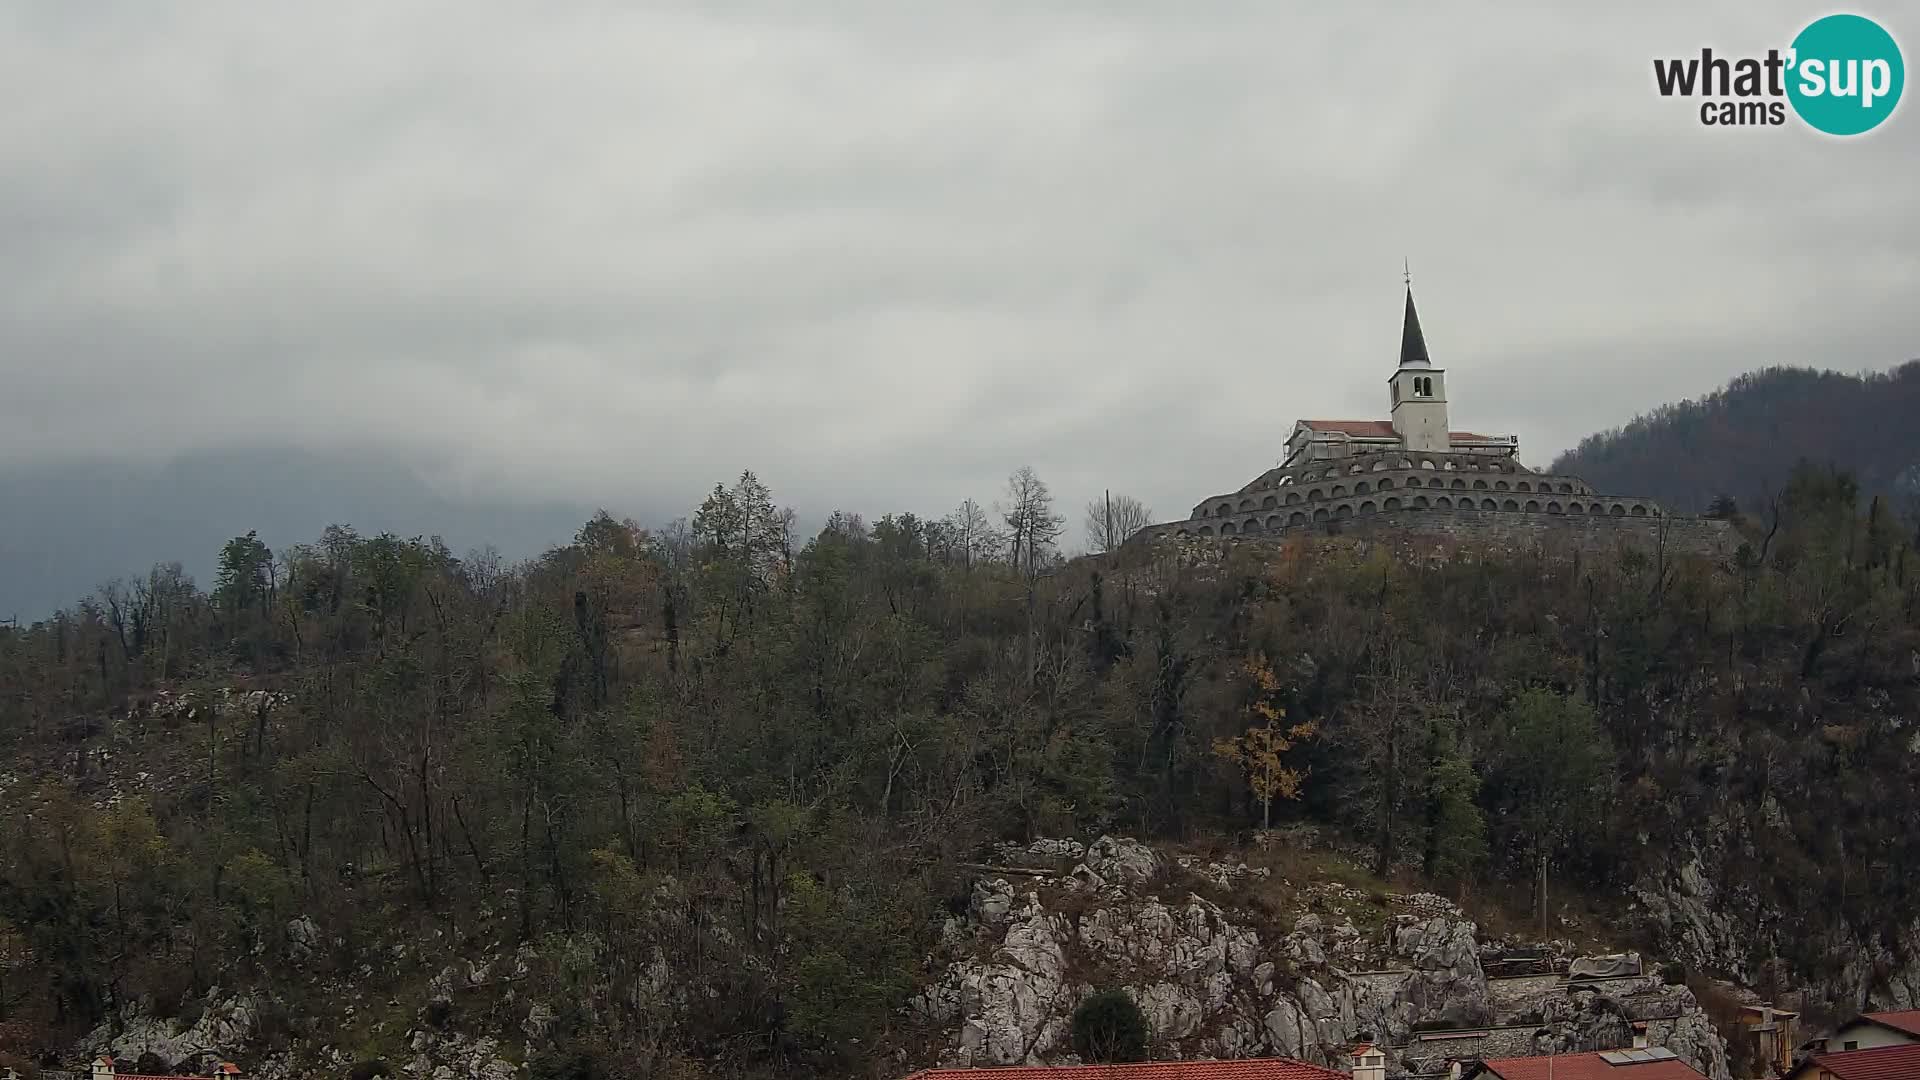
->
[[1131, 284, 1723, 554], [1157, 449, 1661, 540]]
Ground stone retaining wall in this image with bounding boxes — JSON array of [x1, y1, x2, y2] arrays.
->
[[1344, 508, 1732, 558], [1138, 507, 1733, 559], [1487, 973, 1568, 1013]]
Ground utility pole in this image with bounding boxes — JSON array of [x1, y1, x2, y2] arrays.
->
[[1105, 490, 1113, 553], [1538, 853, 1550, 939]]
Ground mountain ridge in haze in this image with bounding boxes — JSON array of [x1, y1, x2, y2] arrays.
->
[[0, 447, 609, 621], [1550, 360, 1920, 514]]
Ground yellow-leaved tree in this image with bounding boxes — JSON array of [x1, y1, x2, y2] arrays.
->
[[1212, 654, 1317, 829]]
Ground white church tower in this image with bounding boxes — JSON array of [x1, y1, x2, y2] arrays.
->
[[1388, 286, 1449, 453]]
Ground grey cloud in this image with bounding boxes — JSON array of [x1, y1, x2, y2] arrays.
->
[[1, 1, 1915, 551]]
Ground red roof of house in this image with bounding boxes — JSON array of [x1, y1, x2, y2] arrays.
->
[[1861, 1009, 1920, 1036], [1296, 420, 1502, 442], [92, 1055, 239, 1079], [1300, 419, 1397, 437], [1792, 1043, 1920, 1079], [1478, 1051, 1707, 1080], [901, 1059, 1346, 1080]]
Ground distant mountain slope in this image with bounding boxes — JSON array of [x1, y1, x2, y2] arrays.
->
[[1550, 361, 1920, 513], [0, 447, 606, 621]]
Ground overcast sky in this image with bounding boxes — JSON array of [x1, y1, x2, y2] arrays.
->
[[3, 2, 1916, 543]]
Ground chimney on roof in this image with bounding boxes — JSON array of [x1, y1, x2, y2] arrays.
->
[[91, 1057, 115, 1080], [1349, 1042, 1387, 1080]]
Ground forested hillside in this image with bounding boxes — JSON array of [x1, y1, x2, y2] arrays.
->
[[1, 464, 1918, 1078], [1550, 361, 1920, 513]]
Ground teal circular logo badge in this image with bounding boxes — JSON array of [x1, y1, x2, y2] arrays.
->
[[1787, 14, 1904, 135]]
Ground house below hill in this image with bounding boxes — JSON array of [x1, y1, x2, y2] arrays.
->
[[1784, 1041, 1920, 1080], [1464, 1048, 1708, 1080], [1815, 1009, 1920, 1054], [899, 1053, 1364, 1080]]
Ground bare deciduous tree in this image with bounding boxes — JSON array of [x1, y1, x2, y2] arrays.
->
[[944, 498, 999, 570], [999, 467, 1065, 682], [999, 467, 1064, 581], [1083, 492, 1154, 553]]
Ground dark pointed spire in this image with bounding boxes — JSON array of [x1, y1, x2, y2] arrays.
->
[[1399, 286, 1431, 368]]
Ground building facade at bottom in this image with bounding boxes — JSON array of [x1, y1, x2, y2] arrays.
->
[[1782, 1042, 1920, 1080], [1463, 1048, 1708, 1080], [900, 1054, 1362, 1080]]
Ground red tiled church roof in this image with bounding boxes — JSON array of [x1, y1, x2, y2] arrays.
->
[[1296, 420, 1501, 441], [1477, 1051, 1706, 1080], [1792, 1043, 1920, 1080], [901, 1059, 1346, 1080], [1300, 419, 1397, 437]]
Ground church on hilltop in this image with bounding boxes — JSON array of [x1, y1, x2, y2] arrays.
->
[[1280, 289, 1520, 467], [1130, 287, 1729, 555]]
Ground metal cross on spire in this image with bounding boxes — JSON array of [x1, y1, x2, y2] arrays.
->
[[1403, 258, 1411, 287]]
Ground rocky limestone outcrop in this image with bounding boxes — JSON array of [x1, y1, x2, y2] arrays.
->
[[143, 687, 290, 725], [997, 838, 1088, 862], [915, 836, 1731, 1080], [1077, 835, 1165, 888], [82, 990, 260, 1074], [286, 914, 323, 965], [405, 1030, 520, 1080], [1635, 836, 1920, 1015]]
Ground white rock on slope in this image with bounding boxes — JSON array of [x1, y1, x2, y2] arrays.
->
[[83, 991, 260, 1073], [1082, 836, 1163, 885], [915, 841, 1730, 1079]]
